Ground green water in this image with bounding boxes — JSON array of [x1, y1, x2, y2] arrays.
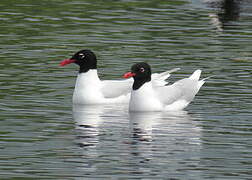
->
[[0, 0, 252, 179]]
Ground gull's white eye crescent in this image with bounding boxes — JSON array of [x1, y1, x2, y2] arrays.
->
[[79, 53, 85, 59], [140, 67, 145, 72]]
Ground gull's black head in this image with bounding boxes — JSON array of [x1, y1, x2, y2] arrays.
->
[[131, 62, 152, 80], [123, 62, 152, 90], [60, 49, 97, 73]]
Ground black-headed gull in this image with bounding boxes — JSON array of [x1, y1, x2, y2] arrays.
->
[[60, 50, 179, 105], [60, 49, 133, 104], [123, 62, 207, 111]]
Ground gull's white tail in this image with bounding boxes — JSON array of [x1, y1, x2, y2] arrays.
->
[[197, 75, 214, 90], [152, 68, 180, 87], [189, 69, 202, 80]]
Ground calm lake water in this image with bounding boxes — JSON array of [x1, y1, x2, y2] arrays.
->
[[1, 0, 252, 179]]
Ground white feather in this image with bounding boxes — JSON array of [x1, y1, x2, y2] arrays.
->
[[152, 68, 180, 87], [73, 70, 129, 104], [72, 68, 178, 104], [129, 69, 207, 112], [129, 82, 163, 112]]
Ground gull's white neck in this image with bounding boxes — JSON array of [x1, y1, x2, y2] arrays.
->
[[129, 82, 162, 111], [73, 69, 103, 104], [76, 69, 100, 84]]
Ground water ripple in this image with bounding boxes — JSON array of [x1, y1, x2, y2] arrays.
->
[[0, 0, 252, 179]]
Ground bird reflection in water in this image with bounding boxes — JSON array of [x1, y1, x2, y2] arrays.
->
[[129, 112, 162, 142], [128, 111, 202, 165], [73, 104, 106, 148]]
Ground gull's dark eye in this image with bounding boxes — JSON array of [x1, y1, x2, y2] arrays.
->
[[79, 53, 85, 59], [140, 67, 145, 72]]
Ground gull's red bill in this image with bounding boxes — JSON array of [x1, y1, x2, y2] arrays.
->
[[60, 59, 76, 66], [123, 72, 136, 78]]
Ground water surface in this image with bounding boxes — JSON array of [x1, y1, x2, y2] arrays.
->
[[0, 0, 252, 179]]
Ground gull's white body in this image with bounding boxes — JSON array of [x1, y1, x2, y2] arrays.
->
[[73, 70, 130, 104], [129, 82, 163, 111], [129, 69, 206, 111], [72, 69, 179, 104]]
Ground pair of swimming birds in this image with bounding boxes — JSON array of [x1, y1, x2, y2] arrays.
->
[[60, 49, 209, 112]]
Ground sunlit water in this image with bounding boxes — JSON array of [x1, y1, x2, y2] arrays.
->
[[0, 0, 252, 179]]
